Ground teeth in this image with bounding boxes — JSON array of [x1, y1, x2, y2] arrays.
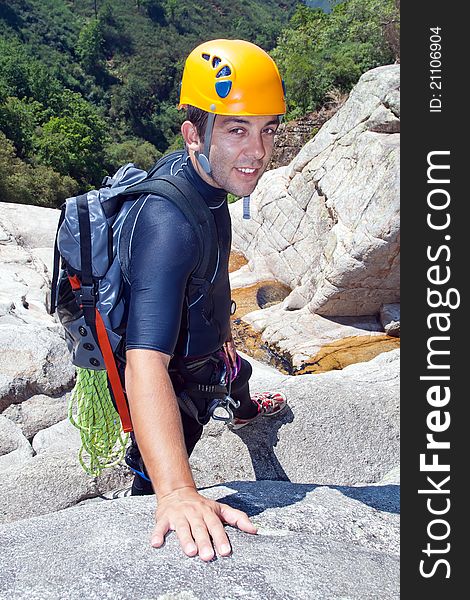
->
[[238, 168, 256, 174]]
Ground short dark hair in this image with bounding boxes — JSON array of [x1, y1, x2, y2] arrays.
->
[[186, 105, 208, 142]]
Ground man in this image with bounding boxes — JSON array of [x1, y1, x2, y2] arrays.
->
[[123, 39, 287, 561]]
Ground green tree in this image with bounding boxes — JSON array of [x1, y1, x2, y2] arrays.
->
[[104, 138, 161, 171], [0, 97, 44, 158], [0, 131, 79, 208], [36, 115, 106, 184], [77, 19, 105, 74], [0, 38, 32, 99], [272, 0, 399, 116]]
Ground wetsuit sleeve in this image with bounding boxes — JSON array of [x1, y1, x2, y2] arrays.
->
[[125, 195, 199, 355]]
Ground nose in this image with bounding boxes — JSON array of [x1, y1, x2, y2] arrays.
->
[[244, 132, 266, 162]]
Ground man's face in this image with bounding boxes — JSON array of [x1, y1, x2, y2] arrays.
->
[[206, 115, 279, 197]]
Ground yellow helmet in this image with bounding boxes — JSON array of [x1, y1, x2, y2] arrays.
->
[[179, 39, 286, 116]]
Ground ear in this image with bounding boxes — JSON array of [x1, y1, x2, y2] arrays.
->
[[181, 120, 201, 151]]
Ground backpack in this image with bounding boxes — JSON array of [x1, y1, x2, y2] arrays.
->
[[48, 153, 219, 471]]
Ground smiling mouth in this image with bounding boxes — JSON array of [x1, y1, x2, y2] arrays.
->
[[236, 167, 258, 175]]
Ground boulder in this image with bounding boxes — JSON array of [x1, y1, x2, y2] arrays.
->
[[0, 450, 132, 524], [190, 349, 399, 488], [242, 306, 391, 369], [1, 392, 70, 440], [0, 244, 55, 326], [0, 203, 60, 326], [231, 65, 400, 320], [0, 201, 75, 413], [380, 303, 400, 337], [32, 417, 81, 454], [0, 348, 398, 523], [0, 202, 60, 261], [0, 415, 34, 471], [0, 323, 76, 412], [0, 479, 399, 599]]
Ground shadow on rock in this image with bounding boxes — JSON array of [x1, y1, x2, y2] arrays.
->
[[199, 480, 400, 517], [231, 406, 294, 482], [335, 483, 399, 514]]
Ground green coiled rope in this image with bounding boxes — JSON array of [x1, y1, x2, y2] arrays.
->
[[68, 368, 129, 476]]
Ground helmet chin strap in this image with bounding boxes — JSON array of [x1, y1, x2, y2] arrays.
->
[[195, 112, 216, 176], [194, 111, 252, 220]]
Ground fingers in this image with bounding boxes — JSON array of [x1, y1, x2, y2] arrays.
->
[[151, 516, 170, 548], [219, 504, 258, 534], [151, 496, 250, 561], [174, 521, 198, 558], [190, 520, 216, 562], [154, 517, 224, 562], [204, 514, 232, 557]]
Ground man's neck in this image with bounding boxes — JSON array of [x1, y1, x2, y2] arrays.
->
[[188, 149, 222, 190]]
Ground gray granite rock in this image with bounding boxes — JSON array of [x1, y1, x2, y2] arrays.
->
[[0, 349, 399, 523], [0, 202, 60, 259], [231, 64, 400, 336], [1, 392, 70, 440], [0, 415, 34, 471], [0, 323, 76, 412], [0, 480, 399, 600], [380, 303, 400, 337], [0, 450, 132, 524], [190, 349, 399, 488], [31, 417, 81, 454], [0, 204, 59, 327], [0, 202, 75, 411]]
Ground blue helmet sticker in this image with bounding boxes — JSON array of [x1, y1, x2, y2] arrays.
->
[[215, 80, 232, 98]]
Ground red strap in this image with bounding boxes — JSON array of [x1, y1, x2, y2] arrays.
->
[[67, 275, 133, 432], [69, 274, 81, 290], [94, 309, 133, 433]]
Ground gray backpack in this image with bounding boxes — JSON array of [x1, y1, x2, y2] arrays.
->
[[48, 153, 218, 432]]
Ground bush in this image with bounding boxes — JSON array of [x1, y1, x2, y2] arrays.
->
[[105, 138, 162, 171], [0, 96, 44, 159], [0, 132, 79, 208]]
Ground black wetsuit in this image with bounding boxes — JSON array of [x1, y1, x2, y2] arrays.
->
[[122, 151, 257, 494]]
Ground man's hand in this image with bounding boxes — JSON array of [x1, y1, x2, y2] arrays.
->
[[151, 486, 257, 561]]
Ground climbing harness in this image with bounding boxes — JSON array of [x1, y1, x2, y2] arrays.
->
[[174, 350, 241, 425]]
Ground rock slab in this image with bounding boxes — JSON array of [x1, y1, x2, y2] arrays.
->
[[231, 64, 400, 318], [0, 480, 399, 600]]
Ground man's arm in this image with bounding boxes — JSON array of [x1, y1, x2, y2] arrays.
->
[[125, 348, 257, 561]]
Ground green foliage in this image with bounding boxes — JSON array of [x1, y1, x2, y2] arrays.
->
[[77, 19, 105, 74], [0, 96, 43, 158], [0, 131, 79, 208], [165, 133, 185, 153], [227, 193, 240, 204], [1, 0, 298, 205], [105, 138, 161, 172], [32, 89, 109, 184], [272, 0, 399, 115], [36, 114, 106, 183]]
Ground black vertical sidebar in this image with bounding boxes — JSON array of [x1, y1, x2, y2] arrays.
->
[[401, 2, 466, 597]]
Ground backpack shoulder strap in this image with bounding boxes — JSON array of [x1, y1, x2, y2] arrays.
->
[[122, 175, 218, 283], [48, 204, 66, 315]]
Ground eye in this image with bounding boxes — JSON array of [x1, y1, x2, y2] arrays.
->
[[262, 127, 277, 135], [230, 127, 245, 135]]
